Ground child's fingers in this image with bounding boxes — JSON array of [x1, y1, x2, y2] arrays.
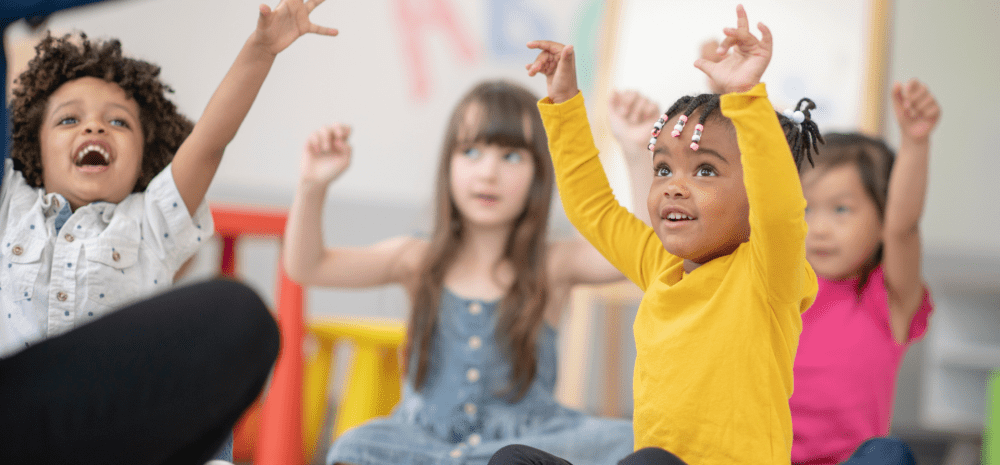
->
[[526, 52, 551, 77], [527, 40, 565, 55], [912, 95, 940, 119], [757, 22, 773, 49], [693, 57, 717, 78], [718, 32, 738, 54], [735, 4, 749, 32], [557, 44, 576, 79], [306, 132, 321, 155], [304, 0, 325, 13], [609, 90, 622, 112], [309, 23, 339, 36], [701, 39, 723, 62], [622, 92, 641, 122]]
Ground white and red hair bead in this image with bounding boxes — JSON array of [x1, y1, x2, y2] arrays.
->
[[671, 114, 688, 137]]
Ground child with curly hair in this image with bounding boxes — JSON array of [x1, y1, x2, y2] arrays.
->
[[0, 0, 337, 358]]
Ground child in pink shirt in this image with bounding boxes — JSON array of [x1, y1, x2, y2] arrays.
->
[[793, 80, 941, 464]]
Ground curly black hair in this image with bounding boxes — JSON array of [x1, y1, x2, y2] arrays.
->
[[660, 93, 824, 169], [9, 32, 194, 192]]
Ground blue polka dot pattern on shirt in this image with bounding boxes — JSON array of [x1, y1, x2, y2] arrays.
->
[[64, 311, 69, 316], [67, 263, 72, 268], [154, 279, 158, 284], [89, 312, 94, 316], [164, 233, 169, 238], [173, 202, 177, 207], [100, 293, 104, 298], [30, 225, 34, 229]]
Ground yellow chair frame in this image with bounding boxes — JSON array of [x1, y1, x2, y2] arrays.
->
[[302, 318, 406, 462]]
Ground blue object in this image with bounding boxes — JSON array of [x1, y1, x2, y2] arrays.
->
[[2, 0, 110, 186], [841, 437, 916, 465], [326, 288, 634, 465]]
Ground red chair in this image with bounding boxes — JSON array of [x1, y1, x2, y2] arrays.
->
[[212, 204, 304, 465]]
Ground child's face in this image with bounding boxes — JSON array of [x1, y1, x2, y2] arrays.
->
[[449, 106, 535, 231], [802, 163, 883, 281], [39, 77, 144, 210], [647, 115, 750, 265]]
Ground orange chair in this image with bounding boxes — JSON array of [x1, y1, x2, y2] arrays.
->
[[212, 205, 406, 464], [212, 205, 304, 465]]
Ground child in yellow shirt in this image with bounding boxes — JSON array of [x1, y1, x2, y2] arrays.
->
[[491, 6, 820, 465]]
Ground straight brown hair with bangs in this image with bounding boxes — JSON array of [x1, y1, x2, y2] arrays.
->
[[802, 132, 895, 294], [407, 80, 554, 401]]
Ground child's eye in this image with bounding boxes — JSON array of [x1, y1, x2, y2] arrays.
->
[[503, 151, 524, 163], [462, 147, 482, 159], [654, 164, 671, 177], [835, 205, 850, 214], [58, 117, 78, 125], [695, 165, 718, 177], [110, 119, 130, 128]]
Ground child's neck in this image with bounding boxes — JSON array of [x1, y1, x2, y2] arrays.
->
[[455, 222, 511, 269], [444, 223, 514, 300], [683, 259, 703, 274]]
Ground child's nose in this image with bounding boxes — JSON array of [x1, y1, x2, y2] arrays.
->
[[82, 119, 106, 134], [663, 177, 690, 198], [477, 155, 501, 179]]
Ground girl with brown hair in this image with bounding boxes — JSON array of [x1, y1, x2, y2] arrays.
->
[[283, 80, 636, 465]]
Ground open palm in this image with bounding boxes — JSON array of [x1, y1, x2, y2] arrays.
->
[[256, 0, 338, 55], [301, 124, 352, 186], [693, 5, 772, 94]]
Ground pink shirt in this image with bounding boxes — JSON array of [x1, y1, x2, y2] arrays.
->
[[789, 265, 933, 464]]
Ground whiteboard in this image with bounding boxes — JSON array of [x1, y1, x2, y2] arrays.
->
[[611, 0, 871, 132]]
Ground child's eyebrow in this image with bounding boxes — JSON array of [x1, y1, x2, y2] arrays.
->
[[48, 99, 81, 116], [695, 148, 730, 165], [109, 103, 140, 119]]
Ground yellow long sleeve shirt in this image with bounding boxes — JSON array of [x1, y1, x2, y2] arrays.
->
[[537, 83, 817, 465]]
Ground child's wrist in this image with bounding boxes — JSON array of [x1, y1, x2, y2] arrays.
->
[[299, 178, 333, 193], [246, 31, 280, 59], [549, 89, 578, 105], [899, 134, 931, 149]]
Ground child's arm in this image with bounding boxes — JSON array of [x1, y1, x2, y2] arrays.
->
[[697, 6, 814, 303], [282, 123, 422, 289], [883, 79, 939, 343], [171, 0, 337, 217], [546, 91, 662, 288], [608, 89, 660, 226], [527, 41, 671, 290]]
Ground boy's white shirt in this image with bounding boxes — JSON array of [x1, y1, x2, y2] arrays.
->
[[0, 159, 213, 358]]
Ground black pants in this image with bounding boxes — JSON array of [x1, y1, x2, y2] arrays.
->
[[489, 445, 688, 465], [0, 279, 279, 465]]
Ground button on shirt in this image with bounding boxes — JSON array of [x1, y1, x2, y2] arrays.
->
[[0, 160, 213, 358]]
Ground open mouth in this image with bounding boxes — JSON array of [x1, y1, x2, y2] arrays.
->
[[75, 144, 111, 167]]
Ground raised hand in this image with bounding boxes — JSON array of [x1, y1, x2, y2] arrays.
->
[[526, 40, 578, 104], [300, 123, 352, 186], [254, 0, 338, 56], [699, 39, 727, 94], [609, 90, 661, 156], [693, 4, 772, 94], [892, 79, 940, 142]]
